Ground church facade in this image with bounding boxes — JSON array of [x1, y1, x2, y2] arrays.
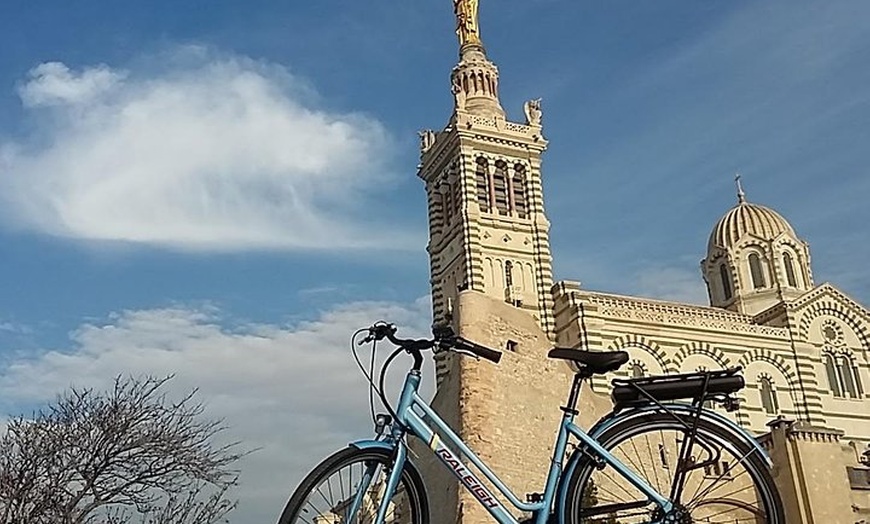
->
[[415, 2, 870, 523]]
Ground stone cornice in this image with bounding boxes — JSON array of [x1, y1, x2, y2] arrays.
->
[[788, 283, 870, 319], [753, 302, 789, 325], [417, 116, 547, 184], [557, 284, 789, 338], [786, 421, 844, 443]]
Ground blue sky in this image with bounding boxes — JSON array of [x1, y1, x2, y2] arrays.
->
[[0, 1, 868, 521]]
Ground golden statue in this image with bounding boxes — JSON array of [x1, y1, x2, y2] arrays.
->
[[453, 0, 481, 46]]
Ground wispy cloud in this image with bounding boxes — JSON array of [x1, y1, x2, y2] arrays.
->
[[551, 2, 869, 303], [0, 320, 30, 335], [0, 47, 420, 252], [0, 298, 433, 522], [635, 266, 708, 306]]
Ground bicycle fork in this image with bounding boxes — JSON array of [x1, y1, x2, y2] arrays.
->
[[343, 442, 408, 523]]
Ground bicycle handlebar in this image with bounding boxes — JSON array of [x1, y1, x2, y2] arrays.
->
[[362, 322, 502, 364], [450, 337, 502, 363]]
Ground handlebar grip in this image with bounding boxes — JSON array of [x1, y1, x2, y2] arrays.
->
[[455, 338, 502, 364]]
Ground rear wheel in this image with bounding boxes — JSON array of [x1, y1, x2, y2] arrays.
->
[[561, 412, 784, 523], [278, 447, 429, 524]]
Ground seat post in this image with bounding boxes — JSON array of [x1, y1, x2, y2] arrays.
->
[[562, 372, 589, 415]]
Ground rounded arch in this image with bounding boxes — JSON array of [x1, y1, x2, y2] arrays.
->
[[821, 346, 864, 398], [607, 334, 670, 374], [474, 155, 491, 213], [798, 303, 870, 349], [672, 341, 732, 372], [719, 263, 733, 301], [734, 238, 771, 255], [628, 360, 647, 378], [733, 242, 769, 290], [752, 370, 793, 416], [736, 348, 800, 390], [781, 250, 799, 288], [483, 257, 495, 291], [748, 253, 766, 289], [703, 250, 740, 305]]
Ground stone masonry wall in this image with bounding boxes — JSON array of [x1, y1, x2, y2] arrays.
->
[[446, 290, 611, 523]]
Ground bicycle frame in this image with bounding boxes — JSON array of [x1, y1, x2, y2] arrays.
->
[[354, 369, 675, 524]]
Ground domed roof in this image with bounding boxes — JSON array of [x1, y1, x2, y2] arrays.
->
[[708, 183, 796, 251]]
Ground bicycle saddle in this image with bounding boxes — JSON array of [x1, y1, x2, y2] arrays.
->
[[547, 348, 629, 374]]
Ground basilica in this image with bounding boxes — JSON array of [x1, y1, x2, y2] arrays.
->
[[414, 2, 870, 523]]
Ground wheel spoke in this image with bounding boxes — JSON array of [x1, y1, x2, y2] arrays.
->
[[279, 449, 424, 524], [567, 414, 782, 524], [687, 446, 756, 506], [644, 433, 663, 496]]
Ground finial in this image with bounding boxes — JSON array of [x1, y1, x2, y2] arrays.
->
[[735, 173, 747, 204]]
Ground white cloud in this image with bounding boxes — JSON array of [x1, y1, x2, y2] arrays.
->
[[0, 298, 434, 523], [635, 266, 709, 306], [0, 48, 418, 251], [18, 62, 125, 108]]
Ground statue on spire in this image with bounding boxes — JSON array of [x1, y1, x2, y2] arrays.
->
[[453, 0, 481, 46]]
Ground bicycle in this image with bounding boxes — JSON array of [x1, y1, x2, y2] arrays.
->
[[277, 322, 784, 524]]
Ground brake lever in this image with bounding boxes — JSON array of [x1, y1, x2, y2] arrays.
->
[[359, 322, 395, 346]]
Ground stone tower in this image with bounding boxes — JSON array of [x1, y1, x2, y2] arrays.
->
[[417, 9, 555, 343], [411, 6, 592, 524]]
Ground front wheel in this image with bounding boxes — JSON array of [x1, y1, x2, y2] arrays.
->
[[278, 446, 429, 524], [561, 412, 785, 523]]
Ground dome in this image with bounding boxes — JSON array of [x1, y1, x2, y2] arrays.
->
[[708, 199, 796, 251]]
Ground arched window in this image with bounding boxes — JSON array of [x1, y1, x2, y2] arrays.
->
[[493, 160, 509, 215], [840, 356, 860, 398], [825, 353, 863, 399], [475, 158, 490, 212], [749, 253, 766, 289], [512, 164, 528, 219], [759, 377, 779, 414], [719, 264, 733, 300], [825, 353, 842, 397], [504, 261, 514, 289], [783, 252, 797, 287], [631, 364, 644, 378]]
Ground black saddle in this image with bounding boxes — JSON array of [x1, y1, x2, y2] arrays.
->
[[547, 347, 629, 375]]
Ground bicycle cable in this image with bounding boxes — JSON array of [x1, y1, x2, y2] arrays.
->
[[350, 321, 414, 430], [349, 326, 379, 427], [377, 345, 407, 430]]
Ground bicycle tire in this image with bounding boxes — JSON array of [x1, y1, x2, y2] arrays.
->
[[560, 411, 785, 523], [277, 446, 429, 524]]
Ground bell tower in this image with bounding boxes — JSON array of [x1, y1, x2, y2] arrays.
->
[[417, 1, 555, 337]]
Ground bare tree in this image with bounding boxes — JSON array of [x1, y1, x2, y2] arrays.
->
[[0, 375, 246, 524]]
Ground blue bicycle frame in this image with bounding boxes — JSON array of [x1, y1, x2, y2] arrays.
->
[[350, 369, 680, 524]]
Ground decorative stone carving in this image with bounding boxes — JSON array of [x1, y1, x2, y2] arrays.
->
[[820, 318, 845, 346], [452, 76, 467, 111], [523, 98, 542, 126], [418, 129, 436, 153]]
